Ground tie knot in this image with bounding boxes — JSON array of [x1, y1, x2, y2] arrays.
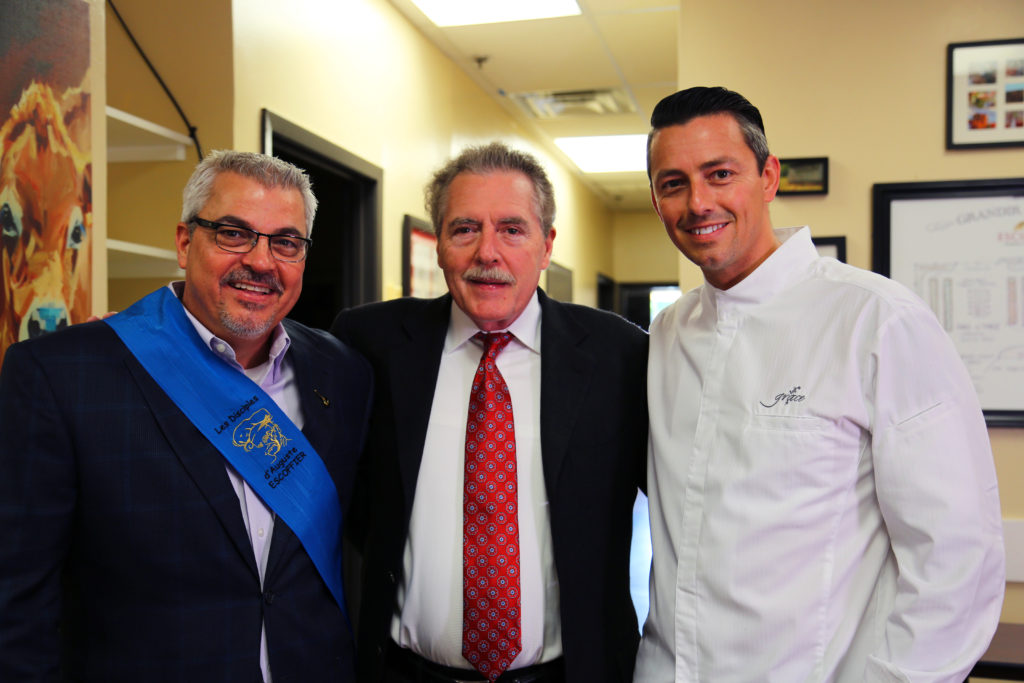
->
[[475, 331, 513, 358]]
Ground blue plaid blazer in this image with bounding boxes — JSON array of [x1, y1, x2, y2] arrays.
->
[[0, 316, 372, 682]]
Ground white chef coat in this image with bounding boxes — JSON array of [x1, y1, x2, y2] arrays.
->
[[637, 227, 1004, 682]]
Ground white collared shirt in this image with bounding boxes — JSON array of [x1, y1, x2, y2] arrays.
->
[[637, 228, 1004, 682], [391, 291, 563, 669], [173, 282, 303, 683]]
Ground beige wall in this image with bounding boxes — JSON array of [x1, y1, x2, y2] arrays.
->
[[103, 0, 613, 308], [675, 0, 1024, 622], [612, 210, 678, 283], [105, 0, 233, 246], [230, 0, 613, 305], [105, 0, 234, 310]]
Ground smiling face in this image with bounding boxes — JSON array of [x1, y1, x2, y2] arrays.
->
[[175, 171, 306, 367], [649, 113, 781, 290], [436, 171, 554, 331]]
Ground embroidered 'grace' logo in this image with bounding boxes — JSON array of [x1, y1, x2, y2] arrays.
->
[[760, 386, 806, 408]]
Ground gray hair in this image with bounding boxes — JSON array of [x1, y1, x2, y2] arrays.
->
[[425, 142, 555, 236], [181, 150, 317, 235]]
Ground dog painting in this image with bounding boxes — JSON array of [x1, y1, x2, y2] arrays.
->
[[0, 0, 92, 369]]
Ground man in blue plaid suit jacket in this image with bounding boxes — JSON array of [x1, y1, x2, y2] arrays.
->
[[0, 151, 371, 682]]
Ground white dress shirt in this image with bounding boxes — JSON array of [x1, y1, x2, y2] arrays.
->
[[391, 292, 563, 669], [175, 282, 303, 683], [636, 228, 1005, 682]]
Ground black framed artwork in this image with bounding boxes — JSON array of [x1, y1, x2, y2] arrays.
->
[[872, 177, 1024, 426], [777, 157, 828, 195], [946, 38, 1024, 149], [811, 236, 846, 263]]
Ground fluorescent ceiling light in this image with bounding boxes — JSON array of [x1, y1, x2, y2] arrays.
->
[[554, 135, 649, 173], [409, 0, 581, 27]]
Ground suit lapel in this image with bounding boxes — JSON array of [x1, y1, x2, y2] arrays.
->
[[538, 290, 595, 496], [123, 354, 259, 577], [389, 297, 450, 508], [291, 331, 335, 452], [264, 329, 330, 577]]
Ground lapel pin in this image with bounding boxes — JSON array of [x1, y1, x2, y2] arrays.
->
[[313, 388, 330, 408]]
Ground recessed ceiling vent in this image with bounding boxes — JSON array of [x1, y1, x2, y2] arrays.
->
[[511, 88, 636, 119]]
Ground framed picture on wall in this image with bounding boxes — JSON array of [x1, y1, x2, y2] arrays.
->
[[0, 1, 94, 369], [872, 177, 1024, 426], [946, 38, 1024, 149], [777, 157, 828, 195], [402, 215, 447, 298], [811, 236, 846, 263], [545, 262, 573, 302]]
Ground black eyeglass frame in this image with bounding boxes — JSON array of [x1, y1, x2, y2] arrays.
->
[[190, 216, 313, 262]]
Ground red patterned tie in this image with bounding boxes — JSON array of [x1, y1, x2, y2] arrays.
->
[[463, 332, 521, 681]]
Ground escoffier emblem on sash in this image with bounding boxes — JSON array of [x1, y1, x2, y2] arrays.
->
[[232, 408, 291, 461]]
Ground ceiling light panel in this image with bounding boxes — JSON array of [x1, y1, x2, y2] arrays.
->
[[409, 0, 581, 27], [554, 134, 649, 173]]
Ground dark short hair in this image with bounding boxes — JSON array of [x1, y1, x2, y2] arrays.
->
[[425, 141, 555, 236], [646, 86, 771, 178]]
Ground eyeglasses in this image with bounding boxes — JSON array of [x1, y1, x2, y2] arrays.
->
[[191, 216, 312, 262]]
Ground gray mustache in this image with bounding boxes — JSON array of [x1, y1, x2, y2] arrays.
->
[[462, 266, 516, 285], [223, 267, 283, 294]]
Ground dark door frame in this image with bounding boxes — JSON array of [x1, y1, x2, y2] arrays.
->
[[261, 110, 382, 306], [618, 281, 679, 330]]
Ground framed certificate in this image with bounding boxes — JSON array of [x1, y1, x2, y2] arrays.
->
[[873, 177, 1024, 426]]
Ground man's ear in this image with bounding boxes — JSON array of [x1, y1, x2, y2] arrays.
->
[[540, 227, 556, 270], [175, 223, 192, 269], [762, 155, 781, 202], [650, 186, 663, 221]]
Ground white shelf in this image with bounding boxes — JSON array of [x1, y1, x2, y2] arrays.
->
[[107, 239, 183, 279], [105, 108, 189, 281], [106, 106, 193, 162]]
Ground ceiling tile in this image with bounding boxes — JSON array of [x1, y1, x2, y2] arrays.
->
[[441, 16, 621, 93], [533, 113, 650, 138], [632, 83, 680, 120], [582, 0, 679, 13], [387, 0, 680, 210], [593, 9, 677, 85]]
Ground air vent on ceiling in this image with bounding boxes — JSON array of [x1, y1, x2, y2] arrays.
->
[[511, 88, 636, 119]]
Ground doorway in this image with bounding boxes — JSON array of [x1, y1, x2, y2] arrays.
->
[[261, 111, 382, 330]]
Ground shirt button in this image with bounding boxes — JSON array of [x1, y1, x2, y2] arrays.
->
[[213, 341, 227, 352], [257, 528, 265, 538]]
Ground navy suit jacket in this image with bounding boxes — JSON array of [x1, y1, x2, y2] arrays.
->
[[0, 314, 372, 682], [331, 290, 648, 682]]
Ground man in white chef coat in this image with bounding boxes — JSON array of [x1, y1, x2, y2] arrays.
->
[[636, 85, 1005, 683]]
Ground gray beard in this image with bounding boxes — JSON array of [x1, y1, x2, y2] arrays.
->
[[219, 305, 274, 339]]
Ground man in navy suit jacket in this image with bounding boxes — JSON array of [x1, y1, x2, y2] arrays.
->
[[0, 150, 372, 682], [332, 142, 647, 682]]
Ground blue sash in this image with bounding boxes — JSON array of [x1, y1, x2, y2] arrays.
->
[[106, 287, 347, 615]]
